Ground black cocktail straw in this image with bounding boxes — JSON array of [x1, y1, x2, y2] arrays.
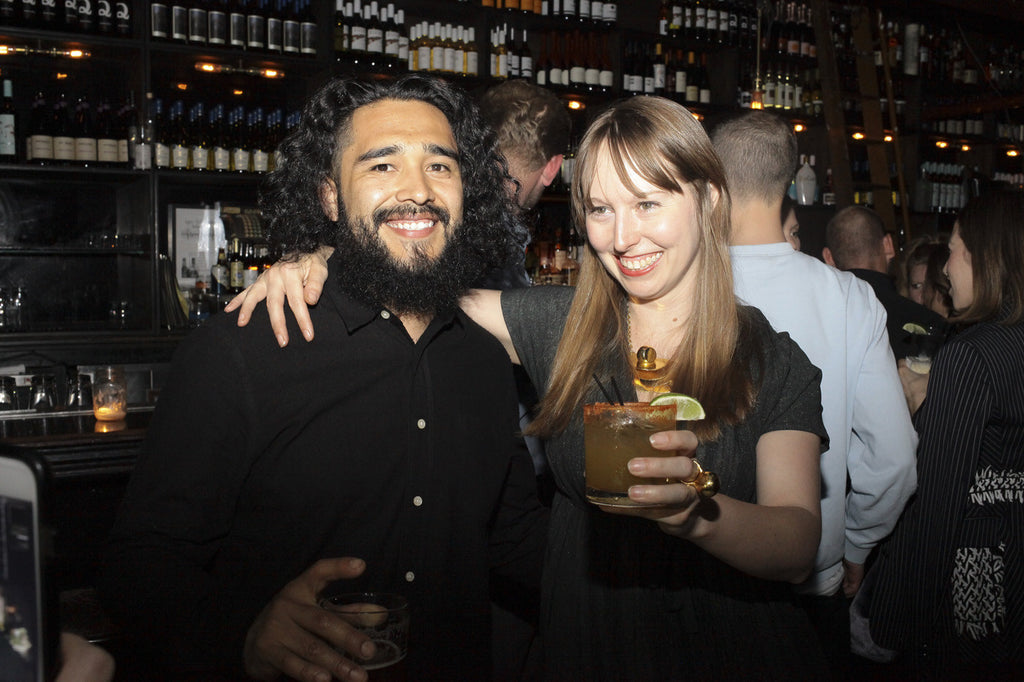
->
[[609, 376, 626, 405], [592, 374, 616, 404]]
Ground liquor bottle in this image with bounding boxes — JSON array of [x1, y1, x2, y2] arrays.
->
[[94, 100, 116, 167], [250, 108, 269, 173], [821, 167, 835, 206], [62, 0, 79, 31], [506, 26, 520, 78], [288, 0, 307, 54], [2, 0, 18, 26], [652, 42, 666, 96], [693, 0, 706, 42], [230, 106, 249, 172], [73, 95, 98, 165], [208, 0, 227, 44], [210, 246, 230, 295], [229, 0, 246, 48], [28, 91, 54, 164], [795, 154, 816, 205], [211, 104, 230, 172], [0, 80, 16, 163], [684, 51, 699, 103], [697, 52, 711, 103], [785, 2, 799, 58], [94, 0, 112, 33], [133, 92, 154, 170], [672, 47, 687, 100], [706, 0, 719, 44], [596, 34, 613, 93], [228, 237, 245, 292], [152, 97, 170, 169], [190, 102, 209, 171], [657, 0, 668, 36], [547, 32, 563, 88], [349, 0, 367, 56], [52, 93, 75, 165], [465, 26, 479, 76], [266, 0, 283, 52], [169, 100, 189, 170], [602, 0, 615, 27], [247, 0, 265, 50], [396, 9, 408, 68], [299, 0, 316, 55], [114, 0, 130, 33], [383, 3, 399, 68], [170, 1, 187, 41], [520, 29, 535, 80]]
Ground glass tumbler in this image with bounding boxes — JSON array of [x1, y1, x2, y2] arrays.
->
[[93, 366, 128, 421]]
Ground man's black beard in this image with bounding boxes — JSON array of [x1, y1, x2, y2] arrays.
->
[[331, 203, 482, 317]]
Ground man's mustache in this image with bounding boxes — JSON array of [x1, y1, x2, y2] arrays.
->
[[373, 203, 451, 229]]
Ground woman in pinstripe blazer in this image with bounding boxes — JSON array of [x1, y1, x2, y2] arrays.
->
[[870, 188, 1024, 679]]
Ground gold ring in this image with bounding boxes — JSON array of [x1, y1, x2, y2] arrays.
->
[[682, 460, 720, 499]]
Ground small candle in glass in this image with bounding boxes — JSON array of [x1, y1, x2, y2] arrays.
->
[[93, 366, 128, 422]]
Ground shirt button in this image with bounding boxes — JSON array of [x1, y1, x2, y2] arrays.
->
[[405, 571, 415, 582], [413, 496, 423, 507], [380, 310, 391, 319], [417, 418, 426, 429]]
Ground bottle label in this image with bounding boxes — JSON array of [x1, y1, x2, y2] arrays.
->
[[133, 142, 151, 169], [98, 138, 119, 163], [521, 55, 533, 78], [252, 150, 269, 173], [154, 142, 170, 168], [191, 145, 208, 170], [229, 263, 245, 289], [209, 10, 227, 44], [267, 17, 283, 50], [171, 145, 189, 168], [653, 63, 666, 89], [213, 147, 230, 171], [604, 2, 615, 22], [675, 70, 687, 93], [301, 21, 316, 54], [188, 8, 206, 42], [229, 12, 246, 47], [585, 67, 600, 86], [171, 5, 187, 40], [351, 26, 367, 52], [599, 68, 614, 88], [283, 19, 300, 52], [367, 28, 383, 54], [0, 114, 14, 157], [151, 3, 169, 38], [75, 137, 98, 162], [53, 136, 76, 161], [248, 15, 265, 48], [232, 149, 250, 172]]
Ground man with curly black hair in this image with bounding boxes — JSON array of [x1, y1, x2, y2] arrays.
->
[[100, 74, 546, 682]]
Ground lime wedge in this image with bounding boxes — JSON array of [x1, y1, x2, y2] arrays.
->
[[902, 322, 928, 335], [650, 393, 706, 421]]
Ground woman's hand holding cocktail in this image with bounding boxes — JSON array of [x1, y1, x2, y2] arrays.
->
[[602, 428, 709, 534]]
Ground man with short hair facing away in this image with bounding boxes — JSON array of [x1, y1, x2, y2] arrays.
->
[[711, 110, 917, 676], [100, 74, 547, 682], [824, 205, 949, 358]]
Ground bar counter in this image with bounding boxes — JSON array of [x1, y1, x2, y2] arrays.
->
[[0, 407, 153, 591]]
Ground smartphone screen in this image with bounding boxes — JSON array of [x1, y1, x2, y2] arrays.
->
[[0, 456, 46, 682]]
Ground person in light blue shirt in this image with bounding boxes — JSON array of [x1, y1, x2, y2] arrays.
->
[[711, 110, 918, 675]]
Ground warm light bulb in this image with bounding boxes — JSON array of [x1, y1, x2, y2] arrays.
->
[[567, 100, 583, 111], [1007, 149, 1019, 158], [884, 134, 893, 142], [852, 132, 865, 140], [936, 141, 948, 149], [793, 123, 805, 133], [961, 144, 971, 152]]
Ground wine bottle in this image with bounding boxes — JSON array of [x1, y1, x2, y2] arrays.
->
[[170, 1, 187, 42], [114, 0, 129, 34], [169, 100, 189, 170], [0, 80, 16, 163], [229, 0, 246, 48], [51, 93, 76, 165], [211, 104, 230, 172], [28, 91, 54, 165], [96, 0, 113, 33], [188, 0, 208, 44], [250, 107, 269, 173], [73, 94, 98, 166], [247, 0, 265, 50], [151, 2, 170, 39], [96, 99, 119, 166], [266, 0, 283, 52], [152, 97, 170, 169], [189, 102, 209, 171], [299, 0, 316, 55]]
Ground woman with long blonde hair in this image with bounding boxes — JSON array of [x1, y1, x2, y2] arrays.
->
[[231, 95, 829, 679]]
